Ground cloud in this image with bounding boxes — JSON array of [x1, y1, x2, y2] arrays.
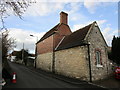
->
[[97, 20, 107, 26], [72, 20, 107, 31], [70, 14, 86, 21], [23, 2, 87, 23], [102, 27, 118, 46], [72, 22, 91, 31], [35, 0, 119, 2], [84, 1, 101, 14], [60, 2, 87, 22], [24, 2, 83, 17], [24, 2, 65, 16], [83, 1, 119, 14], [35, 0, 84, 2], [9, 28, 45, 53], [64, 3, 82, 14], [102, 27, 111, 35], [2, 0, 119, 17]]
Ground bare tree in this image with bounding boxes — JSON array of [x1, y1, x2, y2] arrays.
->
[[0, 0, 35, 30], [2, 30, 16, 69], [0, 0, 35, 67], [0, 1, 35, 78], [1, 30, 16, 81]]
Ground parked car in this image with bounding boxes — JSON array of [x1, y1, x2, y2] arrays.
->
[[115, 66, 120, 79]]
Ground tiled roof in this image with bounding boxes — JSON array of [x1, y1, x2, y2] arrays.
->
[[56, 23, 92, 51], [11, 51, 20, 56], [37, 24, 60, 43]]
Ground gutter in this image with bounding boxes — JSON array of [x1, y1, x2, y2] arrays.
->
[[52, 35, 55, 73], [87, 42, 92, 82], [34, 45, 37, 68], [52, 50, 55, 73], [81, 40, 92, 82]]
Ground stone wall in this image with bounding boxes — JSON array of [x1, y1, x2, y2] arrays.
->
[[36, 52, 53, 72], [55, 46, 90, 81], [86, 24, 113, 81]]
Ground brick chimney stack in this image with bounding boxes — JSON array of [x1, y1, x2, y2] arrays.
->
[[60, 11, 68, 25]]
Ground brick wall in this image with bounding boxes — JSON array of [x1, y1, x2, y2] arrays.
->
[[37, 24, 72, 54], [53, 24, 72, 49], [37, 35, 53, 54], [60, 12, 68, 25]]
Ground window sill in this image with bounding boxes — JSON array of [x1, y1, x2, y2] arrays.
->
[[96, 64, 103, 68]]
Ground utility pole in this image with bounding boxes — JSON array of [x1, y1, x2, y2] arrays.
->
[[22, 43, 24, 64]]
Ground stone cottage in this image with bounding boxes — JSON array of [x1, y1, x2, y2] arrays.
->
[[36, 11, 113, 81]]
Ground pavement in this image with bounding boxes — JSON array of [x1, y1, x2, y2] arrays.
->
[[93, 76, 120, 89]]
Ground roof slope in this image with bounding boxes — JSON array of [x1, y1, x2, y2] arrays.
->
[[56, 23, 92, 51], [10, 51, 21, 56], [37, 23, 59, 43]]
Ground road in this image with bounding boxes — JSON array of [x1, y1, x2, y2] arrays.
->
[[3, 61, 108, 89]]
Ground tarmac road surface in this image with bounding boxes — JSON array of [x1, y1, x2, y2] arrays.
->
[[2, 61, 108, 89]]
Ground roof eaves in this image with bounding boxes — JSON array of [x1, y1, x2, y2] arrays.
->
[[84, 21, 95, 41], [55, 36, 66, 51], [95, 23, 108, 47], [36, 32, 55, 44], [84, 21, 108, 47], [36, 23, 60, 44], [56, 40, 88, 51]]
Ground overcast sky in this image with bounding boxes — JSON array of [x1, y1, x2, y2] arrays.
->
[[1, 1, 119, 54]]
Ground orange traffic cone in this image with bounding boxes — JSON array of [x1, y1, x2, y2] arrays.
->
[[12, 72, 16, 83]]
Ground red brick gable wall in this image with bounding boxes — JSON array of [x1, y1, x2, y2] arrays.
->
[[36, 24, 72, 54], [36, 12, 72, 55], [37, 35, 53, 54], [53, 24, 72, 50]]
